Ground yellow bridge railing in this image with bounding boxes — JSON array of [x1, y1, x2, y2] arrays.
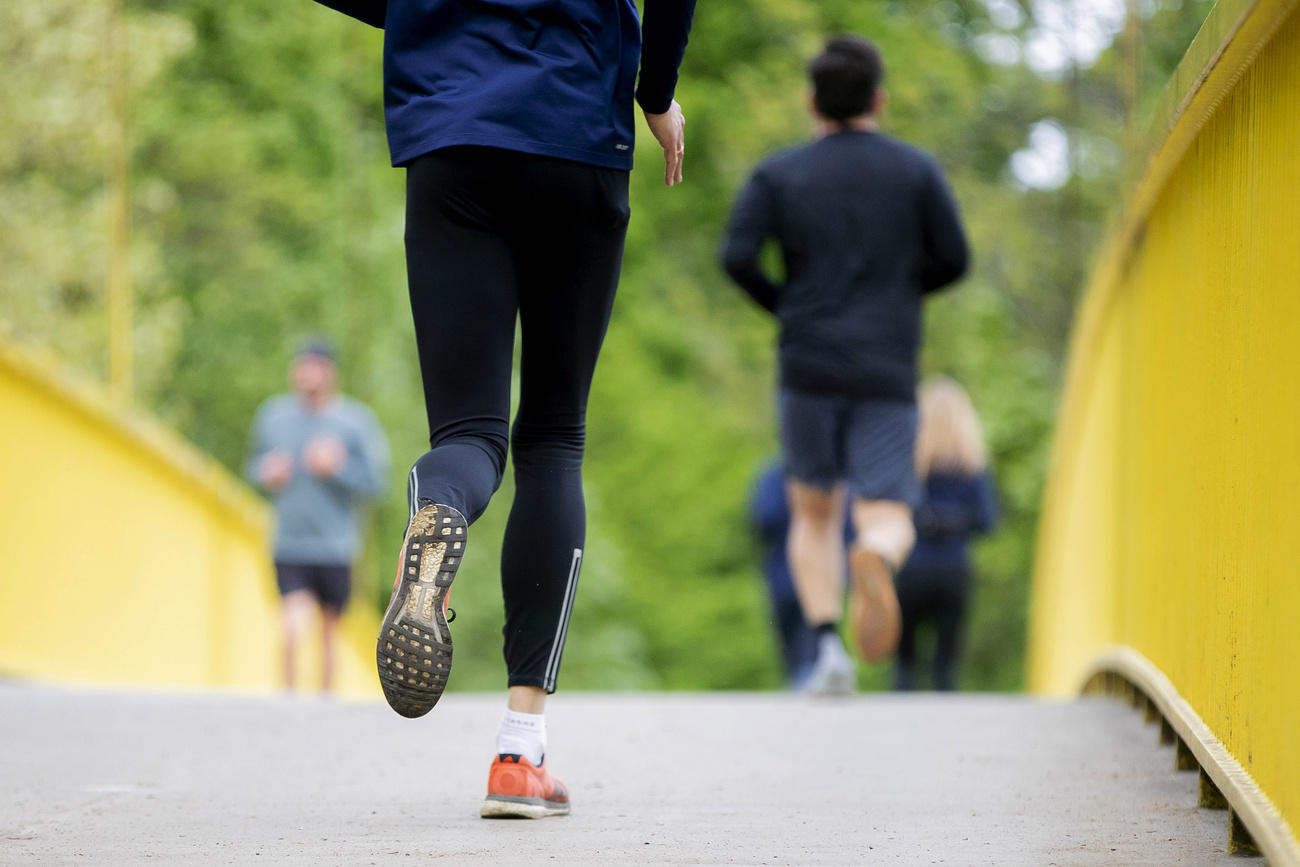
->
[[1029, 0, 1300, 861], [0, 335, 379, 699]]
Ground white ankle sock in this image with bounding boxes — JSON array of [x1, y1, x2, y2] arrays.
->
[[496, 709, 546, 765]]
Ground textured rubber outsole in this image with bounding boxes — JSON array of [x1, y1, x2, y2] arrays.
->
[[377, 503, 465, 719], [850, 547, 901, 663], [480, 796, 571, 819]]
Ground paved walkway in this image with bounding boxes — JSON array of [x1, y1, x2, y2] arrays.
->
[[1, 685, 1235, 864]]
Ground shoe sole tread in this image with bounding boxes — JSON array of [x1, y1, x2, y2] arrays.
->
[[377, 503, 464, 718], [480, 796, 570, 819]]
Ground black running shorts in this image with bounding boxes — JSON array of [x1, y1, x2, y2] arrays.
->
[[274, 561, 352, 612]]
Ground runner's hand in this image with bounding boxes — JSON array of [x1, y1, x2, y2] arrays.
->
[[258, 450, 294, 492], [304, 435, 346, 478], [644, 101, 685, 187]]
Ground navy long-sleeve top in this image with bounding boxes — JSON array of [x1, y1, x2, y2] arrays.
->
[[313, 0, 696, 170], [721, 131, 969, 401], [902, 469, 999, 573]]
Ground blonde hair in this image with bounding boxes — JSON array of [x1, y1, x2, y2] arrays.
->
[[915, 376, 987, 479]]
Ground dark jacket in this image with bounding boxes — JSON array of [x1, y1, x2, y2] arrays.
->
[[903, 469, 998, 573], [722, 130, 969, 400], [314, 0, 695, 170]]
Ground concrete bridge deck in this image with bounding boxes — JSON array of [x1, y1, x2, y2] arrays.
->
[[1, 685, 1233, 864]]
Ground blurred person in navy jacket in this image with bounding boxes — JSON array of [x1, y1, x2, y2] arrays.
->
[[894, 377, 998, 692]]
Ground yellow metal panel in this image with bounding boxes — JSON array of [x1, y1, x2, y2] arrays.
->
[[1028, 315, 1125, 693], [1030, 2, 1300, 848], [0, 338, 380, 699]]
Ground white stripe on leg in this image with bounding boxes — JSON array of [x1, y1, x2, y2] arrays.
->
[[543, 548, 583, 691]]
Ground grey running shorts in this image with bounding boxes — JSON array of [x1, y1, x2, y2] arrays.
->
[[779, 388, 920, 506]]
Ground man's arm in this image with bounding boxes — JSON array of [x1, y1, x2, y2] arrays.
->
[[312, 0, 386, 28], [721, 172, 782, 312], [244, 404, 273, 486], [245, 403, 294, 493], [971, 470, 1000, 534], [918, 161, 970, 293]]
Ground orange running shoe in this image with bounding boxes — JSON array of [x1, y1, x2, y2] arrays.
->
[[376, 502, 465, 718], [480, 754, 571, 819], [849, 547, 901, 662]]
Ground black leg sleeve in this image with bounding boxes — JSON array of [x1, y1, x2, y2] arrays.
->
[[499, 158, 629, 692]]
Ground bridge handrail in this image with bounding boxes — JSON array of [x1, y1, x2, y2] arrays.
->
[[0, 329, 269, 536], [0, 328, 378, 697], [1029, 2, 1300, 863]]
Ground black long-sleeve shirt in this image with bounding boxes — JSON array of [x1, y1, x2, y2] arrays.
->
[[721, 130, 969, 400], [311, 0, 696, 170]]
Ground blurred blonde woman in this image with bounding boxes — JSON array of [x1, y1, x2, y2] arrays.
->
[[894, 377, 999, 691]]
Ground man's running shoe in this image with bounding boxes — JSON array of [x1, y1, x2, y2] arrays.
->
[[804, 637, 856, 696], [849, 547, 901, 662], [480, 754, 571, 819], [376, 502, 465, 718]]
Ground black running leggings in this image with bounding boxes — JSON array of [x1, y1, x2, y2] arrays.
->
[[403, 147, 630, 693], [893, 566, 971, 692]]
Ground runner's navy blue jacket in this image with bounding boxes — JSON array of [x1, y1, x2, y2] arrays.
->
[[313, 0, 695, 170]]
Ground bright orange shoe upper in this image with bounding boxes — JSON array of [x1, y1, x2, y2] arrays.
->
[[486, 754, 569, 804]]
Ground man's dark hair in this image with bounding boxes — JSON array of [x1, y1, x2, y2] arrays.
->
[[809, 35, 885, 122]]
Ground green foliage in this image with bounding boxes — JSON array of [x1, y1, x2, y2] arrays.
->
[[1, 0, 1215, 692]]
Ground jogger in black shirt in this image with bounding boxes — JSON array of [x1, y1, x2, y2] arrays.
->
[[722, 36, 969, 694]]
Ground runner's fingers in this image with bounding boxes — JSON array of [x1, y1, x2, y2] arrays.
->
[[669, 125, 684, 185], [656, 105, 684, 186], [677, 112, 686, 183]]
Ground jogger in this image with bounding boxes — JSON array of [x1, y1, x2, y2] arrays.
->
[[308, 0, 696, 820], [722, 35, 969, 693], [403, 148, 630, 692], [245, 341, 388, 693]]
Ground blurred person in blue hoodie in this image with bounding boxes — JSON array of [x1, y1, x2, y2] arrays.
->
[[894, 377, 998, 692]]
